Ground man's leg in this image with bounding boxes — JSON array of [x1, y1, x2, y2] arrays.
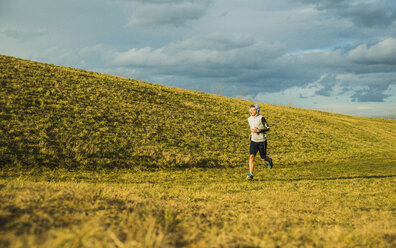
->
[[262, 156, 273, 168], [248, 141, 257, 179], [249, 154, 255, 175], [259, 141, 273, 169]]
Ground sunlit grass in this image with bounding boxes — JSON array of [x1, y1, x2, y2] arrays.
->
[[1, 54, 395, 170], [1, 55, 396, 247], [1, 159, 395, 247]]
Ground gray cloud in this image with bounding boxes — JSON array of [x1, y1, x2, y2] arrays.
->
[[298, 0, 396, 27], [351, 82, 392, 102], [113, 34, 285, 81], [347, 38, 396, 65], [335, 73, 395, 103], [106, 36, 396, 102], [0, 28, 49, 42], [314, 74, 337, 96], [125, 0, 212, 27]]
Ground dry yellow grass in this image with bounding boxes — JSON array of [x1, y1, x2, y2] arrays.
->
[[1, 159, 395, 247], [1, 55, 396, 247], [1, 54, 396, 170]]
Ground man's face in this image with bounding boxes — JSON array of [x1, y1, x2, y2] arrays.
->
[[250, 107, 257, 116]]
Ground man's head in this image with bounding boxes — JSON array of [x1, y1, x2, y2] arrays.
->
[[249, 104, 260, 116]]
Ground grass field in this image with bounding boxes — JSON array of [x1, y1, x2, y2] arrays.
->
[[1, 159, 395, 247], [1, 55, 396, 247], [1, 54, 395, 170]]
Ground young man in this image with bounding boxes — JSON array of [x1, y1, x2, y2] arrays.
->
[[247, 104, 273, 180]]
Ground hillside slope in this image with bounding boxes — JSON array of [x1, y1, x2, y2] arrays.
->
[[1, 55, 395, 169]]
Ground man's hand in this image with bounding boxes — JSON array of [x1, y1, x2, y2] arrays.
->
[[251, 128, 260, 133]]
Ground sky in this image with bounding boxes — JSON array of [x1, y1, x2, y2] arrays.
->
[[1, 0, 396, 117]]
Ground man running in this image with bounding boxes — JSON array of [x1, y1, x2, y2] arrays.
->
[[247, 104, 273, 180]]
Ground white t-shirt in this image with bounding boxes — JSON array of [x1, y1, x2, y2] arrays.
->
[[248, 114, 269, 142]]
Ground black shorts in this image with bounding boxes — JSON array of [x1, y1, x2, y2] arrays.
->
[[249, 140, 267, 159]]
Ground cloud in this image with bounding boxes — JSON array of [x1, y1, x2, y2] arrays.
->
[[270, 38, 396, 103], [108, 35, 396, 103], [298, 0, 396, 28], [282, 39, 396, 80], [351, 82, 392, 102], [313, 74, 337, 96], [114, 34, 285, 81], [347, 38, 396, 65], [124, 0, 213, 27], [338, 73, 395, 103]]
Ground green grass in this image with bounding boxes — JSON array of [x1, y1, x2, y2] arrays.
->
[[1, 54, 395, 169], [1, 55, 396, 247], [1, 159, 395, 247]]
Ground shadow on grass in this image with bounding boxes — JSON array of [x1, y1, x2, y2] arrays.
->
[[255, 174, 396, 182]]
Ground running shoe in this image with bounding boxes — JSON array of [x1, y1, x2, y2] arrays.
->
[[246, 174, 254, 180], [268, 158, 273, 169]]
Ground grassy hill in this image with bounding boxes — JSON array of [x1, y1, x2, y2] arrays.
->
[[1, 54, 395, 169], [1, 55, 396, 247]]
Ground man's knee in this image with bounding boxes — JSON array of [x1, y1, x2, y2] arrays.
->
[[249, 154, 255, 160]]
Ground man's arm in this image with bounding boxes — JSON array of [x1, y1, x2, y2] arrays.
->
[[258, 117, 270, 133]]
